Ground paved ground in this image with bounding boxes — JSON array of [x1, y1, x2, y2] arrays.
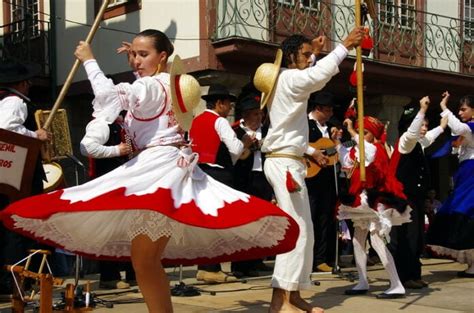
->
[[1, 258, 473, 312]]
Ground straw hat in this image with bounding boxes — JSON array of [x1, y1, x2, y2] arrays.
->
[[253, 49, 282, 109], [170, 55, 202, 131]]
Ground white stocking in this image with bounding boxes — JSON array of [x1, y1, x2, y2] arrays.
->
[[352, 227, 369, 290], [370, 232, 405, 294]]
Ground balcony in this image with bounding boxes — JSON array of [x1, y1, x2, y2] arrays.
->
[[0, 19, 52, 79], [213, 0, 473, 76]]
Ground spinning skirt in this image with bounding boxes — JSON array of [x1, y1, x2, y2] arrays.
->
[[428, 159, 474, 264], [337, 190, 412, 241], [1, 146, 299, 265]]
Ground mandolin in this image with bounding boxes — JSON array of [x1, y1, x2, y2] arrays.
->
[[305, 138, 355, 178]]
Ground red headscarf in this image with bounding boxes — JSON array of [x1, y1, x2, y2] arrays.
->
[[355, 116, 385, 140]]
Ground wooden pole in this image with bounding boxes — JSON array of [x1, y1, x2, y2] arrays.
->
[[39, 274, 53, 313], [355, 0, 366, 181], [43, 0, 110, 130]]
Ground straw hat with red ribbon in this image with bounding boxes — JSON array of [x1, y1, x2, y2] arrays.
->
[[170, 55, 201, 131], [253, 49, 282, 109]]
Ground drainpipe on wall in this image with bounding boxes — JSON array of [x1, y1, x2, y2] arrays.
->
[[49, 0, 57, 102]]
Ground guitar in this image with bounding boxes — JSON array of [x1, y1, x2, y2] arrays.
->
[[305, 138, 355, 178], [239, 139, 263, 160]]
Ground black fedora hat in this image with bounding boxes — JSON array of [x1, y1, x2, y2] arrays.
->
[[308, 91, 335, 112], [201, 83, 237, 102], [398, 102, 418, 134], [0, 61, 41, 84], [238, 92, 261, 112]]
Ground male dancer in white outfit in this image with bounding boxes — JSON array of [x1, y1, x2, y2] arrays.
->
[[258, 28, 364, 313]]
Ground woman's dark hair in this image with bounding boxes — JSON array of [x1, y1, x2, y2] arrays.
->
[[281, 34, 311, 68], [136, 29, 174, 58], [460, 95, 474, 109]]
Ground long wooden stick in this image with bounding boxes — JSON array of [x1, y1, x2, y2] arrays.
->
[[355, 0, 366, 181], [43, 0, 110, 130]]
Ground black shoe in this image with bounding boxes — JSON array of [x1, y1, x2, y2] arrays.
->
[[233, 270, 260, 278], [253, 263, 273, 272], [457, 271, 474, 278], [344, 289, 368, 295], [0, 285, 11, 296], [403, 280, 423, 289], [0, 294, 12, 303], [376, 293, 405, 299], [414, 279, 429, 287]]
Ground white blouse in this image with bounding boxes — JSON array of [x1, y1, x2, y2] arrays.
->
[[80, 118, 121, 158], [441, 109, 474, 162], [398, 110, 444, 154], [0, 95, 37, 138], [83, 60, 183, 150]]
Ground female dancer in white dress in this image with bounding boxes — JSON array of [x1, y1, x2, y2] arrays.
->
[[1, 29, 298, 313], [428, 92, 474, 277]]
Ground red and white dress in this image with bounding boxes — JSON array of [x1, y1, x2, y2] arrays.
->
[[1, 60, 299, 265], [337, 135, 411, 239]]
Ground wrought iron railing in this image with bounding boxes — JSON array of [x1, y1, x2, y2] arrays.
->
[[0, 19, 51, 77], [215, 0, 474, 75]]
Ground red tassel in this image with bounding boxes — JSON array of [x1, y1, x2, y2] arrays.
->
[[361, 27, 373, 56], [349, 62, 365, 87], [286, 169, 301, 193], [349, 70, 357, 87], [344, 100, 357, 120], [361, 36, 373, 57]]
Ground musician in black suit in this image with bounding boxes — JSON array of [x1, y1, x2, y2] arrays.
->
[[0, 61, 51, 294], [231, 91, 274, 277], [305, 91, 339, 272]]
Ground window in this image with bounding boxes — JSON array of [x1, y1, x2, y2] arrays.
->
[[400, 0, 415, 29], [8, 0, 41, 38], [380, 0, 416, 29], [108, 0, 132, 8], [95, 0, 141, 20], [277, 0, 320, 11], [380, 0, 395, 24], [465, 0, 474, 40]]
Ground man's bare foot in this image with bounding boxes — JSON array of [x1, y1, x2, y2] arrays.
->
[[269, 288, 305, 313], [268, 303, 305, 313], [289, 291, 324, 313]]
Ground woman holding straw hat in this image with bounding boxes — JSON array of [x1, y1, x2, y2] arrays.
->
[[1, 29, 299, 313], [253, 27, 364, 313]]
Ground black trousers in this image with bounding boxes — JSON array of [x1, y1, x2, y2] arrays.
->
[[231, 171, 274, 274], [197, 164, 234, 272], [99, 260, 135, 282], [389, 196, 425, 282], [306, 167, 337, 268]]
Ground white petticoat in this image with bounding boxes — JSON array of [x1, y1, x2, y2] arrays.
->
[[7, 145, 296, 263], [337, 191, 412, 241]]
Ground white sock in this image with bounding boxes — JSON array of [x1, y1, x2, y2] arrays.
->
[[352, 227, 369, 290], [370, 232, 405, 294]]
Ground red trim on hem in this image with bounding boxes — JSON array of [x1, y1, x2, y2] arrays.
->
[[1, 187, 299, 265]]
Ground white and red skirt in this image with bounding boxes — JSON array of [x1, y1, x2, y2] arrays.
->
[[337, 190, 412, 240], [1, 146, 298, 265]]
